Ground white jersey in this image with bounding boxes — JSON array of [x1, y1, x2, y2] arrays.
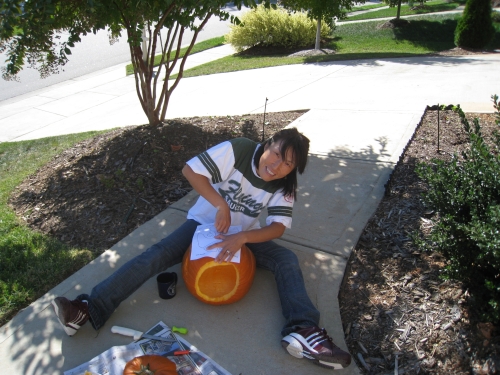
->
[[186, 138, 294, 231]]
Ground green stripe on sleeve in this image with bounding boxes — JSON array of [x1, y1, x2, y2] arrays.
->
[[197, 152, 222, 183], [268, 206, 293, 217]]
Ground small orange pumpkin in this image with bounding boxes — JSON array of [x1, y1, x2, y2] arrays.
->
[[123, 355, 176, 375], [182, 244, 256, 305]]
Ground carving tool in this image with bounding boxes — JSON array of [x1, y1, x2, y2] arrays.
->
[[111, 326, 176, 343]]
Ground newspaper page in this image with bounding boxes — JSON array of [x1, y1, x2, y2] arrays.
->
[[190, 224, 242, 263], [64, 321, 231, 375]]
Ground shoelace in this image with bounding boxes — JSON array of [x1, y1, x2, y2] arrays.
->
[[321, 328, 333, 342], [307, 329, 332, 347]]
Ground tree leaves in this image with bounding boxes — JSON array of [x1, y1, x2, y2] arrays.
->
[[0, 0, 270, 123]]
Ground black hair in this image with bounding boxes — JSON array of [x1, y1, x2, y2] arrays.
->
[[253, 127, 310, 200]]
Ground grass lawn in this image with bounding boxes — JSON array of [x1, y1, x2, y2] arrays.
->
[[177, 13, 500, 80], [331, 13, 461, 54], [0, 131, 110, 326], [350, 2, 388, 12], [125, 36, 225, 76], [346, 0, 466, 21]]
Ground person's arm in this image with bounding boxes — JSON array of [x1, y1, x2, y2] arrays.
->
[[210, 222, 286, 263], [182, 164, 231, 233]]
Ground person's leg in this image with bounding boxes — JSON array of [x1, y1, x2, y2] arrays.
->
[[246, 240, 319, 337], [246, 241, 351, 369], [53, 219, 199, 334]]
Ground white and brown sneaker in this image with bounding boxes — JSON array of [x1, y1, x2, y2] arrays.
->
[[281, 326, 352, 370], [52, 297, 89, 336]]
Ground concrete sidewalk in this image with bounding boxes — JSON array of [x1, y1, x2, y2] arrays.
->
[[1, 40, 499, 375]]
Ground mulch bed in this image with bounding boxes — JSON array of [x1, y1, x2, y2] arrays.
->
[[339, 109, 499, 374], [8, 111, 305, 254]]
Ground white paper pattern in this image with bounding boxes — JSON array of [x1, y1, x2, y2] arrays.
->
[[190, 224, 242, 263]]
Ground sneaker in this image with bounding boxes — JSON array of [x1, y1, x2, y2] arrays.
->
[[52, 297, 89, 336], [281, 326, 352, 370]]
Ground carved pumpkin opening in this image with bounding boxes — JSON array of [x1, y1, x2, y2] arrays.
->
[[195, 261, 239, 301], [182, 244, 256, 305]]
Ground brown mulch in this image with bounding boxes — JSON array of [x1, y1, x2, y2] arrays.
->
[[8, 111, 305, 253], [288, 48, 336, 57], [339, 109, 499, 375], [433, 47, 500, 56], [378, 18, 411, 29], [7, 107, 500, 374]]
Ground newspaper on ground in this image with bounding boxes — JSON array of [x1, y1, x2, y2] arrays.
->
[[64, 321, 231, 375], [190, 224, 242, 263]]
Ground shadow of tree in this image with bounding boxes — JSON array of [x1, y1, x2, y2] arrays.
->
[[392, 17, 458, 50]]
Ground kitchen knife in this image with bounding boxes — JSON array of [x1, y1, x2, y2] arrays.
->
[[111, 325, 176, 343]]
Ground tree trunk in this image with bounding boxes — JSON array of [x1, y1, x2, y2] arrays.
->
[[130, 43, 161, 125], [142, 27, 148, 63], [127, 11, 213, 126], [315, 19, 321, 50], [396, 0, 402, 19]]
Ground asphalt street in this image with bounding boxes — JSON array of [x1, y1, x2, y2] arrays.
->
[[0, 4, 247, 101]]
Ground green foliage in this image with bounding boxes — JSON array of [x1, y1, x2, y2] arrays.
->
[[384, 0, 411, 7], [0, 0, 95, 80], [493, 94, 500, 125], [347, 0, 466, 21], [279, 0, 356, 24], [493, 11, 500, 23], [454, 0, 495, 48], [415, 97, 500, 322], [225, 4, 332, 52]]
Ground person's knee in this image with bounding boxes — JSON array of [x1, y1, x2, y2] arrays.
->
[[274, 250, 301, 274], [280, 248, 299, 265]]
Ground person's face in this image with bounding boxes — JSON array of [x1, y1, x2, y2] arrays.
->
[[257, 140, 296, 181]]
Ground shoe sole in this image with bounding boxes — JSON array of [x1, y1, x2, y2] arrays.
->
[[281, 338, 345, 370], [51, 300, 78, 336]]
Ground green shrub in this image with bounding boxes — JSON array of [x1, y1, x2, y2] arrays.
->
[[493, 11, 500, 23], [416, 96, 500, 323], [454, 0, 495, 48], [225, 4, 332, 52]]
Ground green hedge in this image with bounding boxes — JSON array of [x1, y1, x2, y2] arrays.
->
[[454, 0, 495, 48], [416, 96, 500, 323], [225, 5, 332, 52]]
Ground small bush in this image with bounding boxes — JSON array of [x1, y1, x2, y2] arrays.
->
[[225, 5, 332, 52], [454, 0, 495, 48], [416, 96, 500, 323], [493, 11, 500, 23]]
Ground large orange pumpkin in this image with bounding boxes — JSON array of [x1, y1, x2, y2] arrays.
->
[[182, 244, 256, 305], [123, 355, 176, 375]]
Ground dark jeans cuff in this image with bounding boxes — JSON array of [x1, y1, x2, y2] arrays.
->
[[281, 323, 317, 337]]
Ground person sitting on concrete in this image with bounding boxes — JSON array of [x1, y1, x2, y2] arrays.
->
[[51, 127, 351, 370]]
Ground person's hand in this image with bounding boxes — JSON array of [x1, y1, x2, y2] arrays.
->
[[209, 232, 247, 263], [215, 203, 231, 234]]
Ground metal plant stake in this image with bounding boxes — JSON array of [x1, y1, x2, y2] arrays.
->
[[262, 97, 268, 142], [437, 104, 441, 152]]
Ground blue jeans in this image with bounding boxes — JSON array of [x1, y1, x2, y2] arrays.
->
[[78, 219, 320, 337]]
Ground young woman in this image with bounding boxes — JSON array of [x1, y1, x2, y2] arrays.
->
[[52, 127, 351, 370]]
